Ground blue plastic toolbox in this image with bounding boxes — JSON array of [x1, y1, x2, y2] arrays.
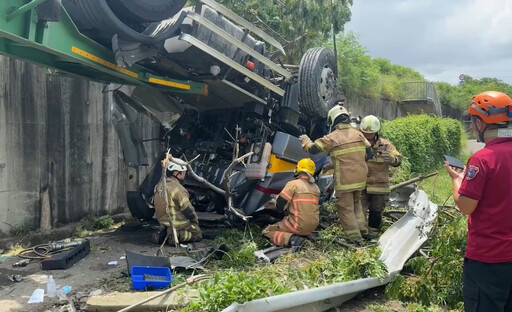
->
[[130, 266, 172, 290]]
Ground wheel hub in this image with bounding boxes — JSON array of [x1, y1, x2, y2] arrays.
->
[[319, 65, 335, 105]]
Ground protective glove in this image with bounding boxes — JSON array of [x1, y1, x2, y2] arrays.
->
[[298, 134, 313, 150], [380, 149, 390, 163], [321, 162, 334, 173]]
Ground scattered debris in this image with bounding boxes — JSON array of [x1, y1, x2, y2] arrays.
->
[[27, 289, 45, 304], [8, 274, 24, 282], [254, 246, 299, 263], [12, 259, 30, 267], [0, 255, 10, 264], [88, 289, 103, 297], [107, 261, 118, 266]]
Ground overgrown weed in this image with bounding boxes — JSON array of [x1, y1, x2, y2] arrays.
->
[[74, 214, 117, 237]]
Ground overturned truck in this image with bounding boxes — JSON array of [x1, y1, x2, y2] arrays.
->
[[0, 0, 338, 221]]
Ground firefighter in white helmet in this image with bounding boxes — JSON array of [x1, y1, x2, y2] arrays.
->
[[299, 105, 371, 245], [359, 115, 401, 237], [152, 158, 202, 245]]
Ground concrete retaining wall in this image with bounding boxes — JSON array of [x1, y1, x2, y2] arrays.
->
[[0, 56, 160, 236], [0, 56, 403, 236]]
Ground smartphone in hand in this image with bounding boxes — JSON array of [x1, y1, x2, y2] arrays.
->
[[444, 155, 464, 169]]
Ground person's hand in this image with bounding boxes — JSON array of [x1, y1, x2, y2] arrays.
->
[[298, 135, 313, 148], [380, 150, 390, 163], [444, 161, 464, 181], [322, 162, 334, 173], [264, 196, 277, 210]]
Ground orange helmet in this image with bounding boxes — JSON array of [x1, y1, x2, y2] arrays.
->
[[468, 91, 512, 124]]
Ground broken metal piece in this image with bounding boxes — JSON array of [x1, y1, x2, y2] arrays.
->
[[254, 246, 299, 263]]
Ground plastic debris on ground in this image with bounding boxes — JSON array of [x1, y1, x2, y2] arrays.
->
[[28, 289, 45, 303]]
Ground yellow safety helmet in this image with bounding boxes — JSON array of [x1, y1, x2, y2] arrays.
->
[[327, 105, 349, 126], [295, 158, 316, 175], [360, 115, 381, 133]]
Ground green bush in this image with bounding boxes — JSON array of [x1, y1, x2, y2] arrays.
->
[[381, 115, 465, 174]]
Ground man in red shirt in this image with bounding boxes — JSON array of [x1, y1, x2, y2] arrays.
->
[[445, 91, 512, 312]]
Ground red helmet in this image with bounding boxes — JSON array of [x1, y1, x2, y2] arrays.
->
[[468, 91, 512, 124]]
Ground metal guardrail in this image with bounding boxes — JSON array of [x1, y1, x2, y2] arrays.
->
[[221, 189, 438, 312], [401, 81, 442, 116]]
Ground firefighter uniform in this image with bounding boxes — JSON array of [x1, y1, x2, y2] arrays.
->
[[153, 176, 202, 243], [312, 124, 371, 241], [262, 174, 320, 246], [362, 137, 401, 230]]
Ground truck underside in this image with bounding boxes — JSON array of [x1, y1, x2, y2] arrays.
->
[[0, 0, 338, 221]]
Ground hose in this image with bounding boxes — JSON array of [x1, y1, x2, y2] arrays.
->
[[18, 241, 86, 259]]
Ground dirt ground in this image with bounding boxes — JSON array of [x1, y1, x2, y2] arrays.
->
[[1, 224, 408, 312], [0, 224, 160, 312]]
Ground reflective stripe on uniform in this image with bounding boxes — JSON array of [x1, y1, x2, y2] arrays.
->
[[331, 146, 366, 157], [280, 190, 292, 201], [173, 219, 189, 226], [291, 197, 318, 231], [315, 140, 325, 151], [283, 219, 311, 236], [336, 181, 366, 191], [179, 197, 189, 206], [366, 186, 390, 194], [273, 231, 284, 245], [369, 158, 385, 163]]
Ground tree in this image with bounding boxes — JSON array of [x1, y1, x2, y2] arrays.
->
[[215, 0, 353, 63]]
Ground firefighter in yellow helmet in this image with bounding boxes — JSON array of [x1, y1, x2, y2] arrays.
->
[[262, 158, 320, 247], [299, 105, 371, 245], [152, 158, 202, 245], [359, 115, 401, 236]]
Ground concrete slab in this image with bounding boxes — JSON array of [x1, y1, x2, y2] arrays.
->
[[85, 289, 198, 311]]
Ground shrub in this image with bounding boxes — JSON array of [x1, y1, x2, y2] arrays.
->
[[381, 115, 465, 174]]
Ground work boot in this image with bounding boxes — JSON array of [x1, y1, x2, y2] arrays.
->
[[362, 227, 379, 241], [150, 225, 167, 245], [289, 235, 306, 247]]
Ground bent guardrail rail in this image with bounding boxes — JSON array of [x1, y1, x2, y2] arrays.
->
[[222, 188, 438, 312]]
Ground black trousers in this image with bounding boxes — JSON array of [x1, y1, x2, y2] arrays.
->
[[464, 258, 512, 312]]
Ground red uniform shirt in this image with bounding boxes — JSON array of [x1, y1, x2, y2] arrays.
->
[[459, 138, 512, 263]]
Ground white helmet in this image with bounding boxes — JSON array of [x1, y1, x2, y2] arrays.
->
[[167, 158, 187, 172], [327, 105, 349, 126], [360, 115, 381, 134]]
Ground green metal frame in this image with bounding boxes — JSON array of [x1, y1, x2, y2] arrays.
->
[[0, 0, 208, 95]]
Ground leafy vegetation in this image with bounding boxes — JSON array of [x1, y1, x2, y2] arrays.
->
[[215, 0, 353, 63], [381, 115, 465, 175], [333, 32, 424, 101], [436, 76, 512, 112], [74, 214, 116, 237], [382, 162, 469, 310], [182, 225, 387, 312], [6, 221, 36, 236]]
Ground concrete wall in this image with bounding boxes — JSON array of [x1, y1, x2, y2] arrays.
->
[[0, 56, 160, 235], [344, 95, 404, 121]]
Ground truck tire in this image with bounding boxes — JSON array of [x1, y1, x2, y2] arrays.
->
[[69, 0, 181, 44], [298, 47, 338, 118], [106, 0, 187, 24]]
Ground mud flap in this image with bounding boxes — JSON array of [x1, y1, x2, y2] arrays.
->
[[254, 246, 299, 263], [112, 90, 149, 167]]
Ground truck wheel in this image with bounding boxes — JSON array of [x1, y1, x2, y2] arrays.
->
[[106, 0, 187, 24], [298, 47, 338, 118]]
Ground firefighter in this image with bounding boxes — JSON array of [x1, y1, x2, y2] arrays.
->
[[299, 105, 371, 245], [359, 115, 401, 237], [262, 158, 320, 247], [152, 158, 202, 244]]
